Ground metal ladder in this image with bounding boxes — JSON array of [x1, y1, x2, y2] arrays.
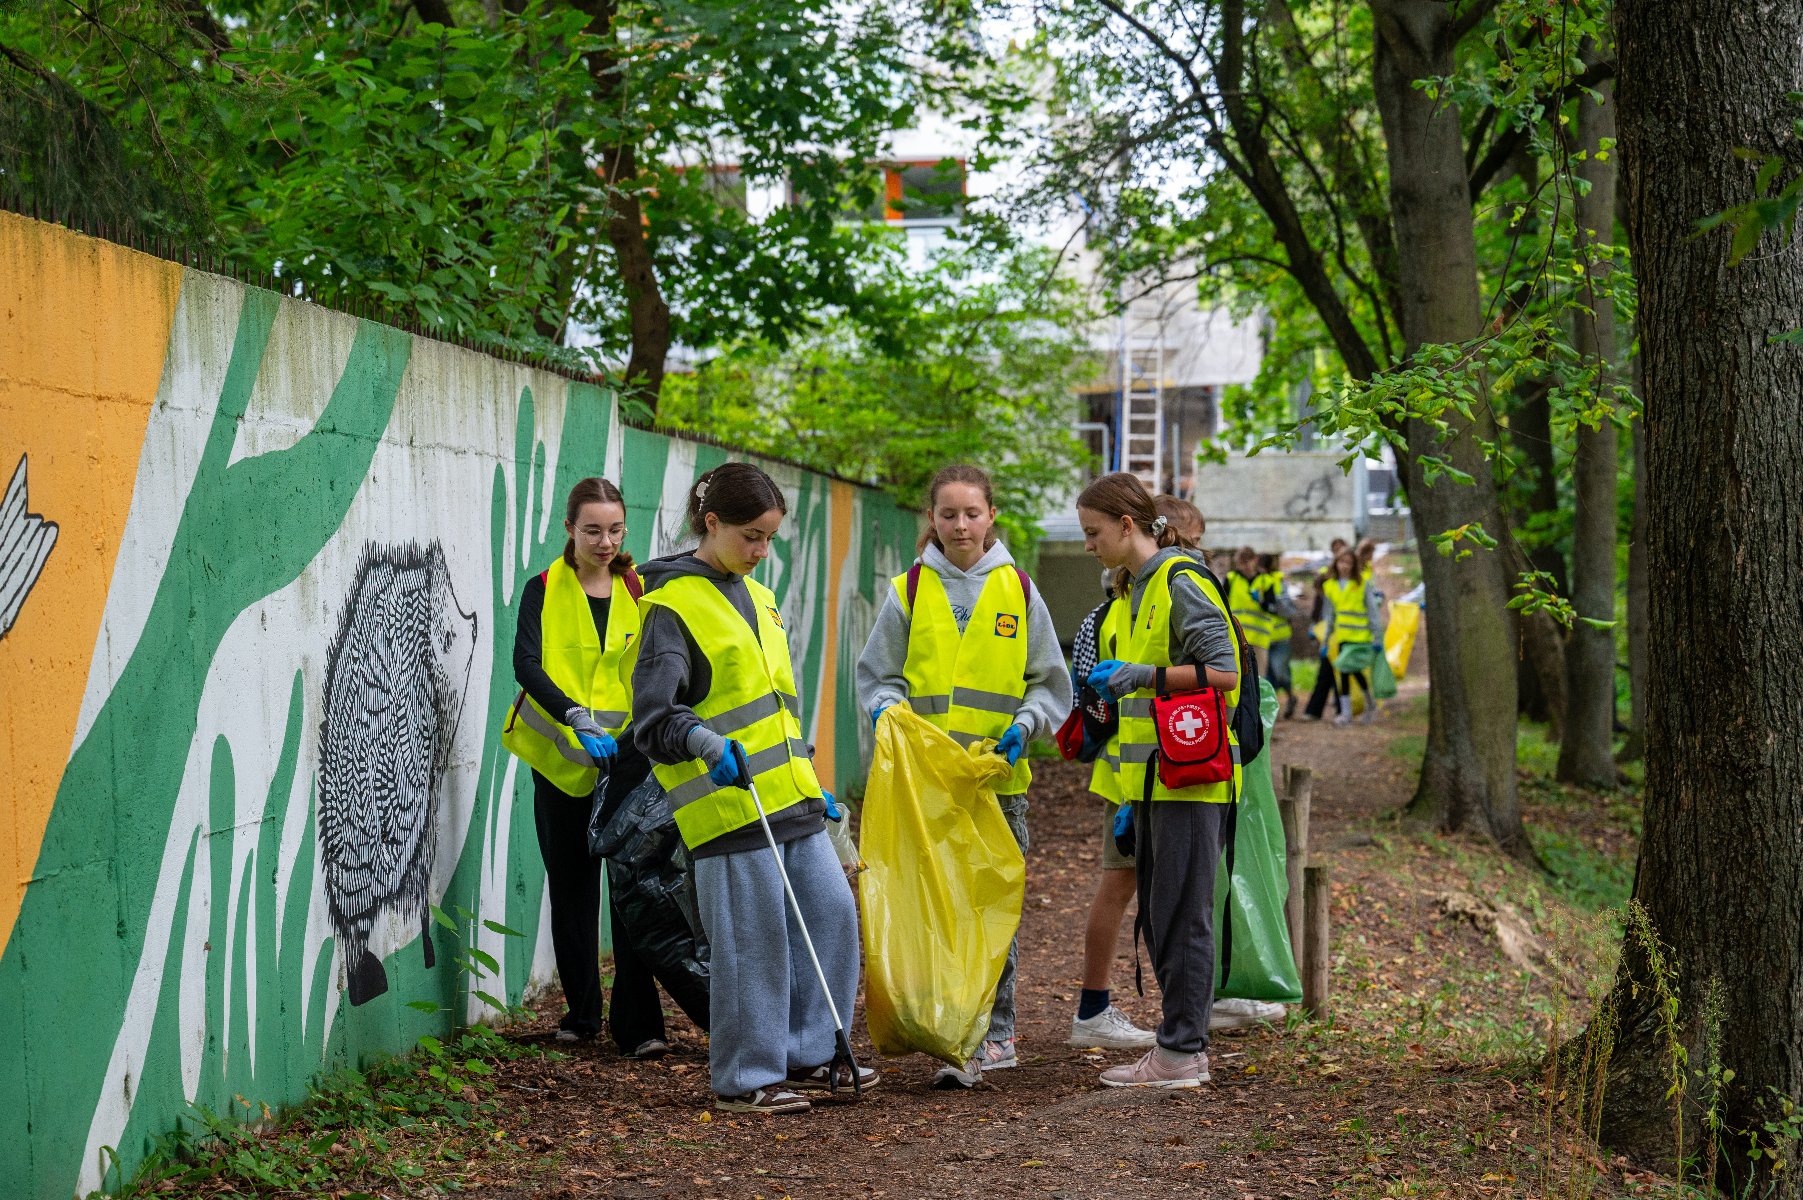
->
[[1119, 326, 1166, 493]]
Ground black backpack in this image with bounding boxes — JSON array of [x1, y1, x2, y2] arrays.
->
[[1167, 560, 1267, 768]]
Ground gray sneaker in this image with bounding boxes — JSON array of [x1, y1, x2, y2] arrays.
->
[[1209, 998, 1287, 1031], [715, 1087, 811, 1114], [1070, 1005, 1158, 1051], [977, 1037, 1018, 1072], [1099, 1047, 1210, 1089], [931, 1057, 983, 1089]]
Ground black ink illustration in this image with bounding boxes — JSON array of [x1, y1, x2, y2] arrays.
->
[[1283, 472, 1337, 520], [1, 454, 58, 638], [318, 540, 478, 1005]]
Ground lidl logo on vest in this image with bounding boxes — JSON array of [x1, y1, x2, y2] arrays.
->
[[767, 605, 785, 629], [994, 613, 1020, 638]]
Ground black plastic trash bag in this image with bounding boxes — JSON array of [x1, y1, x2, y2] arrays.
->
[[589, 773, 711, 1030]]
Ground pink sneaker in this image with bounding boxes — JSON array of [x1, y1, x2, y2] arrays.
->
[[1098, 1047, 1209, 1089]]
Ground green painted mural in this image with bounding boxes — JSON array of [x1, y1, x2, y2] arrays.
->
[[0, 212, 916, 1199]]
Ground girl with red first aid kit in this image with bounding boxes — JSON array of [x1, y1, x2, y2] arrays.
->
[[1075, 472, 1243, 1090]]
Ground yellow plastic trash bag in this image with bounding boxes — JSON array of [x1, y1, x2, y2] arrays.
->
[[859, 707, 1023, 1066], [1385, 600, 1421, 680]]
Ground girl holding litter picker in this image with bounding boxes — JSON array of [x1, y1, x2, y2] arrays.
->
[[630, 462, 876, 1114], [856, 463, 1071, 1087]]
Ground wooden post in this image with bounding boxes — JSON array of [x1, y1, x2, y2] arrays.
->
[[1302, 864, 1332, 1020], [1278, 766, 1313, 967]]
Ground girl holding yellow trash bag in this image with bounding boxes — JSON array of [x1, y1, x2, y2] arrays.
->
[[855, 463, 1072, 1087], [630, 462, 875, 1115]]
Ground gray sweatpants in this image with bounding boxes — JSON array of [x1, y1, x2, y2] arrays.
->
[[693, 829, 861, 1097], [1133, 800, 1230, 1055], [985, 794, 1031, 1043]]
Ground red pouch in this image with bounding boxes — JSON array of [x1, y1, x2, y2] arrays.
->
[[1151, 687, 1233, 789]]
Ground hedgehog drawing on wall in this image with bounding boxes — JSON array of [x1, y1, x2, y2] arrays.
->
[[318, 540, 478, 1006]]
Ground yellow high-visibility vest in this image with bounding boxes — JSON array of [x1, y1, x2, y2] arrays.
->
[[1116, 556, 1242, 804], [501, 558, 641, 797], [1088, 595, 1128, 803], [1227, 571, 1272, 650], [1323, 575, 1372, 657], [1255, 570, 1287, 646], [639, 574, 821, 850], [897, 566, 1033, 794]]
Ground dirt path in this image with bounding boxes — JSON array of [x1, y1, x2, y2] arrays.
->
[[459, 659, 1623, 1200]]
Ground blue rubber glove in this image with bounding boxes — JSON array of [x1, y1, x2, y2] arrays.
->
[[1112, 801, 1136, 858], [708, 738, 746, 788], [995, 724, 1027, 767], [565, 708, 617, 763], [871, 704, 890, 730], [1086, 660, 1154, 703], [1113, 802, 1134, 838], [822, 789, 842, 820]]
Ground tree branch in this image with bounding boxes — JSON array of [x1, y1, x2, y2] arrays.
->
[[1468, 57, 1616, 200]]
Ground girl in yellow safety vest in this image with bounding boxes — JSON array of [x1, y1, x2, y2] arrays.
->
[[1322, 546, 1385, 724], [503, 477, 674, 1055], [630, 462, 874, 1115], [1077, 472, 1242, 1090], [856, 463, 1072, 1087]]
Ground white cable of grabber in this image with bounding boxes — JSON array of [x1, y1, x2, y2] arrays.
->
[[740, 757, 849, 1038]]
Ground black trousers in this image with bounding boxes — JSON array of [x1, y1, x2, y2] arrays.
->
[[1340, 670, 1371, 701], [531, 751, 666, 1050], [1303, 649, 1340, 717], [1134, 799, 1230, 1055]]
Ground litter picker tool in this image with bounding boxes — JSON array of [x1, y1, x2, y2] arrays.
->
[[733, 744, 864, 1099]]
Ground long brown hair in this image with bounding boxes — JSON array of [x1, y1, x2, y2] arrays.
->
[[916, 464, 999, 554], [687, 462, 788, 540], [1079, 473, 1181, 595], [563, 477, 635, 575]]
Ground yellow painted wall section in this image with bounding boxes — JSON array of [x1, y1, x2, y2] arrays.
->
[[812, 480, 858, 788], [0, 213, 181, 959]]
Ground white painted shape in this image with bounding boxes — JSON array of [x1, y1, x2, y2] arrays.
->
[[72, 276, 245, 750], [652, 440, 699, 559], [225, 301, 359, 466]]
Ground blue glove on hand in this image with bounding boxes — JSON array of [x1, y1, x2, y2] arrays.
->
[[565, 708, 617, 763], [1086, 660, 1154, 703], [1113, 802, 1134, 838], [708, 738, 746, 787], [823, 789, 842, 820], [995, 724, 1028, 767], [1112, 801, 1136, 858], [871, 704, 890, 730]]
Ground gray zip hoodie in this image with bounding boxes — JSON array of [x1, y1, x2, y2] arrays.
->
[[630, 552, 825, 859], [855, 541, 1073, 742]]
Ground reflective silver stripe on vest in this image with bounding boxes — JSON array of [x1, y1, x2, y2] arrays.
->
[[948, 730, 991, 748], [1117, 739, 1242, 766], [908, 694, 952, 716], [589, 708, 629, 729], [779, 691, 799, 716], [951, 686, 1022, 716], [664, 738, 815, 809], [1119, 697, 1153, 718], [703, 692, 786, 736], [515, 701, 593, 767]]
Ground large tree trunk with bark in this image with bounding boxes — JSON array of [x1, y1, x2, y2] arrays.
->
[[1617, 405, 1648, 763], [1370, 0, 1531, 858], [1597, 2, 1803, 1187], [1556, 55, 1621, 789]]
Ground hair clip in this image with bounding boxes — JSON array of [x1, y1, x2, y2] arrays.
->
[[1150, 515, 1169, 536], [693, 479, 709, 501]]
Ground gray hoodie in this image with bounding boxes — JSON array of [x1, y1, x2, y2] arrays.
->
[[855, 541, 1073, 742], [630, 552, 825, 858], [1128, 548, 1240, 678]]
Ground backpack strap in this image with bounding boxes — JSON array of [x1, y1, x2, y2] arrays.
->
[[1014, 566, 1033, 607], [906, 563, 923, 611], [620, 567, 644, 603]]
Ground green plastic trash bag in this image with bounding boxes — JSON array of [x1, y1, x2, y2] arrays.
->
[[1214, 678, 1303, 1002], [1370, 651, 1398, 699], [1333, 641, 1380, 673]]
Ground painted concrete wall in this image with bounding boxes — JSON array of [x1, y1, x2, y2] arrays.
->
[[0, 212, 917, 1199], [1188, 451, 1363, 552]]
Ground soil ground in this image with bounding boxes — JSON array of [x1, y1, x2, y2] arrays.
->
[[456, 670, 1656, 1200]]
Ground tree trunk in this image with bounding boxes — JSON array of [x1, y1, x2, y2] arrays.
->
[[1617, 403, 1648, 763], [1369, 0, 1531, 859], [1597, 2, 1803, 1188], [1556, 54, 1621, 790], [569, 0, 672, 409]]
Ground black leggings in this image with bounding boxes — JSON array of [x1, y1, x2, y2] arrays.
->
[[1303, 651, 1339, 717], [1340, 670, 1370, 702], [532, 755, 666, 1050]]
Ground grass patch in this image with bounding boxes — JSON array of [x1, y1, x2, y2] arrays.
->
[[103, 1024, 549, 1198]]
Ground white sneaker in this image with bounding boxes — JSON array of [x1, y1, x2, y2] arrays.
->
[[1070, 1005, 1158, 1051], [1209, 998, 1287, 1030]]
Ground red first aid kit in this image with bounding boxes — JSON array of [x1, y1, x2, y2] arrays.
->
[[1151, 686, 1234, 789]]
